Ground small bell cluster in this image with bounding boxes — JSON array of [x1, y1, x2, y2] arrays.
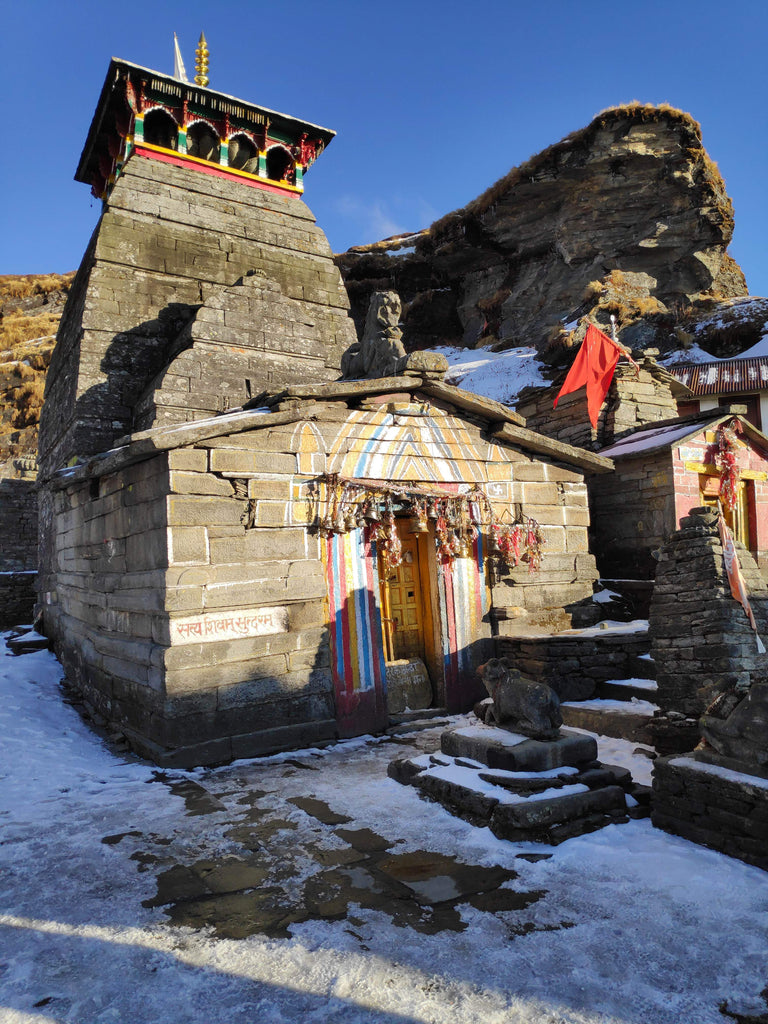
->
[[320, 475, 544, 575]]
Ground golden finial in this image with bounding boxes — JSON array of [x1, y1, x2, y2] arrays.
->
[[195, 31, 209, 87]]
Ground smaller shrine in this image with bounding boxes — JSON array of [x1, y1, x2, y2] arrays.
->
[[591, 409, 768, 579], [76, 38, 334, 203]]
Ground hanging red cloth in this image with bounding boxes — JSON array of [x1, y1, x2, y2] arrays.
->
[[553, 324, 622, 427]]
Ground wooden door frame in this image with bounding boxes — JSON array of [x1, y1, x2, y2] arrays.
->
[[377, 519, 444, 704]]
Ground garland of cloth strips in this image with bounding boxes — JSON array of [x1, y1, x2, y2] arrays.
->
[[715, 421, 742, 511], [320, 474, 544, 574]]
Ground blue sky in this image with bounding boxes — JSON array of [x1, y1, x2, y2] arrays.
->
[[2, 0, 766, 295]]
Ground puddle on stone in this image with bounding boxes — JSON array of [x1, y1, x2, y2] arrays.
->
[[376, 850, 517, 906], [224, 817, 298, 850], [287, 796, 352, 825], [334, 827, 395, 853], [151, 773, 227, 816], [146, 833, 545, 940], [101, 830, 142, 846]]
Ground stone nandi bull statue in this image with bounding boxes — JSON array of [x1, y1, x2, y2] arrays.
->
[[476, 658, 562, 741]]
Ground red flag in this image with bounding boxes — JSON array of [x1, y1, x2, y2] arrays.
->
[[553, 324, 621, 427]]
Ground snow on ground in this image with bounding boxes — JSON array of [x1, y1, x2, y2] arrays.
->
[[434, 346, 548, 407], [1, 635, 768, 1024]]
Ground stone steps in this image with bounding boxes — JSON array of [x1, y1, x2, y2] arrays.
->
[[560, 696, 657, 744]]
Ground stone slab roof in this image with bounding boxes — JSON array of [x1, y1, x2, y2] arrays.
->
[[48, 375, 613, 489]]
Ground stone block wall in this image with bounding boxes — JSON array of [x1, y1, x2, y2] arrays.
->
[[42, 432, 336, 767], [589, 451, 676, 579], [517, 361, 680, 452], [485, 459, 598, 630], [652, 754, 768, 871], [38, 154, 357, 480], [41, 456, 172, 747]]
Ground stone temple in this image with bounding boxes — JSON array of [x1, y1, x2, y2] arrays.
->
[[37, 53, 610, 766]]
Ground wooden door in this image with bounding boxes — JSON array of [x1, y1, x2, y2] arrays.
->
[[379, 529, 427, 663]]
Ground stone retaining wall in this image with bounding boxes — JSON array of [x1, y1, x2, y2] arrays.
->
[[652, 753, 768, 871], [0, 479, 38, 571], [497, 630, 649, 701], [0, 572, 37, 629]]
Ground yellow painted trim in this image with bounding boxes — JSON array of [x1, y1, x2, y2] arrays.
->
[[136, 141, 304, 192], [686, 461, 766, 481]]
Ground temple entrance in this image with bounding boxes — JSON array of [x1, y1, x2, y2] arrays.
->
[[378, 521, 438, 713]]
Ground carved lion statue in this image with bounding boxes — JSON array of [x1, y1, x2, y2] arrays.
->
[[476, 658, 562, 741]]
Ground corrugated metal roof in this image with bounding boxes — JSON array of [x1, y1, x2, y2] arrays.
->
[[669, 357, 768, 395]]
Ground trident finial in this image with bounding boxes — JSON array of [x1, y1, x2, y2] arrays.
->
[[195, 31, 209, 87]]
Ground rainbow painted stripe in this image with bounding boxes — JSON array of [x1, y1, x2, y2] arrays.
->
[[324, 528, 386, 705], [437, 531, 489, 688], [328, 409, 488, 483]]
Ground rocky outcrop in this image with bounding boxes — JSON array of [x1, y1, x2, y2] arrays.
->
[[336, 104, 747, 363]]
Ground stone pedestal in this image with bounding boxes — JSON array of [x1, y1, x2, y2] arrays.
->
[[389, 723, 634, 845]]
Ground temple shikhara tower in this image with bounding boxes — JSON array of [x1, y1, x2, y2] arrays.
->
[[39, 43, 355, 477]]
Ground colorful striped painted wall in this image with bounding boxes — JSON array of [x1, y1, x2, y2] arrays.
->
[[437, 530, 490, 705], [324, 527, 388, 733]]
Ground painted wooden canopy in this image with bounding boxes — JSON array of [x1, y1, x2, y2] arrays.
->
[[76, 56, 335, 201]]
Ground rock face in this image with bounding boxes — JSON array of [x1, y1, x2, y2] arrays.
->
[[336, 105, 747, 361]]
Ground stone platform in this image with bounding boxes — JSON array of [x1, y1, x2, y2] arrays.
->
[[652, 751, 768, 871], [389, 723, 640, 845]]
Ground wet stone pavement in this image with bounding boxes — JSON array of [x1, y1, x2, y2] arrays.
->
[[101, 729, 557, 943]]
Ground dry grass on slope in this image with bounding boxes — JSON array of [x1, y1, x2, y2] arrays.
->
[[0, 273, 73, 447]]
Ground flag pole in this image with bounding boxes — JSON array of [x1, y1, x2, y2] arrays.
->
[[609, 314, 640, 375]]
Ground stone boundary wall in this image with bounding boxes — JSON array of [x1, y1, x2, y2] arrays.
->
[[497, 630, 649, 701], [0, 479, 38, 571], [0, 572, 37, 629], [652, 754, 768, 871]]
